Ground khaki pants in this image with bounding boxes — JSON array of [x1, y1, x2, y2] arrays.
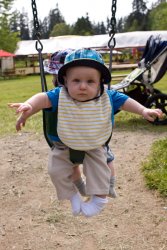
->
[[48, 144, 111, 200]]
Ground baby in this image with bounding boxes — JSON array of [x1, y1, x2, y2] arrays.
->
[[9, 48, 162, 217]]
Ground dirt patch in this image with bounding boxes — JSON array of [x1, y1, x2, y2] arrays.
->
[[0, 130, 167, 250]]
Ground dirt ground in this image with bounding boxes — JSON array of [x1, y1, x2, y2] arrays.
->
[[0, 129, 167, 250]]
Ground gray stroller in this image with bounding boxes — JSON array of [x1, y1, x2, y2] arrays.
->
[[111, 35, 167, 125]]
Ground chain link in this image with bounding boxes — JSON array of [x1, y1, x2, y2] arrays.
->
[[108, 0, 117, 88], [108, 0, 117, 48], [31, 0, 41, 38], [109, 0, 117, 37]]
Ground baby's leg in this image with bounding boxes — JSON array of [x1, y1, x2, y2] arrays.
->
[[105, 145, 117, 198], [48, 146, 82, 215], [108, 161, 117, 198], [81, 147, 110, 217], [72, 165, 86, 196], [83, 147, 111, 195]]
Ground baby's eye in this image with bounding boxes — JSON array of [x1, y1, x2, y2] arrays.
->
[[73, 78, 80, 83], [87, 79, 94, 84]]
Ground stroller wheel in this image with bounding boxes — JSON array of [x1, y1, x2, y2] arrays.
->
[[145, 93, 167, 125]]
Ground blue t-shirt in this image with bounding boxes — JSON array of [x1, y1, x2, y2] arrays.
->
[[45, 87, 129, 142], [46, 87, 129, 114]]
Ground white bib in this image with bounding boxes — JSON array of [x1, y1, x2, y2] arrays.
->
[[57, 87, 112, 150]]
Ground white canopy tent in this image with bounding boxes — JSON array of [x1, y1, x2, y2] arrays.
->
[[15, 31, 167, 56]]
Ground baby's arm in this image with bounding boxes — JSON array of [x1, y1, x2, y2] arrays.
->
[[9, 92, 51, 131], [121, 97, 163, 122]]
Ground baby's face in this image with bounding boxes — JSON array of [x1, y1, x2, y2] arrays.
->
[[64, 66, 101, 101]]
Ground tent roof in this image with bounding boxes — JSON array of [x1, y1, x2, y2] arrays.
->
[[14, 31, 167, 56], [0, 50, 15, 57]]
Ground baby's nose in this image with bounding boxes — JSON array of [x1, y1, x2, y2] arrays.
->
[[80, 82, 87, 89]]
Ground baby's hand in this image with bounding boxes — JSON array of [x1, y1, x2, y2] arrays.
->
[[8, 103, 32, 131], [8, 103, 32, 113], [142, 108, 163, 122]]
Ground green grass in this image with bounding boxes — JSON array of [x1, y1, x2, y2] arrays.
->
[[142, 138, 167, 197], [1, 73, 166, 136], [0, 74, 167, 197], [0, 75, 53, 136]]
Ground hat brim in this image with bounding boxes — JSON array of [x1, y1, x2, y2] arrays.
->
[[58, 59, 111, 84]]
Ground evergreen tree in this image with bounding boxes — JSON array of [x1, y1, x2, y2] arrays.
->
[[148, 2, 167, 30], [99, 22, 106, 34], [50, 22, 72, 36], [93, 21, 106, 35], [0, 0, 19, 52], [124, 0, 148, 31], [10, 10, 19, 32], [117, 18, 124, 33], [0, 0, 13, 11], [19, 11, 30, 40], [48, 4, 65, 34], [30, 19, 36, 40], [156, 0, 166, 3], [72, 13, 93, 35], [40, 17, 49, 39], [106, 17, 110, 33], [132, 0, 147, 13]]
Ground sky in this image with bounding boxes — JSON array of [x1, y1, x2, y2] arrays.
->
[[13, 0, 156, 25]]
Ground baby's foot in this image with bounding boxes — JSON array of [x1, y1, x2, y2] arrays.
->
[[81, 195, 108, 217], [70, 192, 82, 216]]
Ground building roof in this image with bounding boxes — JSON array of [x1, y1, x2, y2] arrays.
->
[[0, 50, 15, 57], [14, 31, 167, 56]]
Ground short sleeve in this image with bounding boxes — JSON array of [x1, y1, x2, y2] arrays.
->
[[45, 87, 61, 112], [107, 89, 129, 113]]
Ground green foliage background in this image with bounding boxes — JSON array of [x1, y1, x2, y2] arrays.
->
[[1, 0, 167, 45]]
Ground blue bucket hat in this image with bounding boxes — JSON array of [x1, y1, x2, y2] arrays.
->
[[58, 48, 111, 84]]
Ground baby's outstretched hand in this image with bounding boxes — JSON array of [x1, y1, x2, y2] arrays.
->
[[8, 103, 32, 113], [142, 108, 163, 122], [8, 103, 32, 131]]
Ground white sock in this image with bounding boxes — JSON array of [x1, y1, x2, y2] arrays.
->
[[81, 195, 108, 217], [70, 192, 82, 216]]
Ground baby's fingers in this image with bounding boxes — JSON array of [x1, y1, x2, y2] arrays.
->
[[8, 103, 22, 109], [156, 109, 163, 117], [16, 118, 26, 131], [8, 103, 31, 114], [8, 103, 24, 114]]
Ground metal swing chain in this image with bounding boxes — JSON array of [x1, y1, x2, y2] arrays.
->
[[108, 0, 117, 89], [31, 0, 47, 92], [31, 0, 53, 148], [31, 0, 40, 36]]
